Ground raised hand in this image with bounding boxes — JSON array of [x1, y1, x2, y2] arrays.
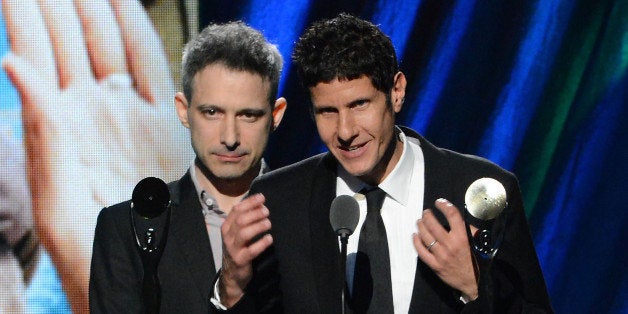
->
[[1, 0, 192, 311], [414, 198, 479, 301], [219, 194, 273, 307]]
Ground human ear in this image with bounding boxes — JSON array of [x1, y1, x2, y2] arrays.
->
[[174, 92, 191, 128], [271, 97, 287, 130], [391, 72, 407, 113]]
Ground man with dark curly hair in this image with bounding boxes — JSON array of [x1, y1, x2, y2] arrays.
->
[[216, 13, 552, 313]]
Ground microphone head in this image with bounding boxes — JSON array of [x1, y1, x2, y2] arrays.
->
[[329, 195, 360, 238], [465, 177, 507, 220], [132, 177, 170, 219]]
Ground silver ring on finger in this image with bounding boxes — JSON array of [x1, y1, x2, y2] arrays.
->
[[101, 73, 133, 90], [427, 239, 438, 252]]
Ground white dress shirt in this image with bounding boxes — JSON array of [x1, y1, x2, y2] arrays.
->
[[337, 129, 425, 313]]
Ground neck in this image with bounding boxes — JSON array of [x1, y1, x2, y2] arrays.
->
[[194, 160, 260, 214]]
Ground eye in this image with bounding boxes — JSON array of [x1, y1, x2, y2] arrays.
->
[[198, 106, 224, 120], [201, 107, 217, 116], [349, 99, 368, 109], [241, 113, 258, 122], [238, 109, 266, 123]]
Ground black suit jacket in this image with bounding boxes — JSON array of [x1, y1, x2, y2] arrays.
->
[[89, 171, 216, 313], [220, 127, 552, 313]]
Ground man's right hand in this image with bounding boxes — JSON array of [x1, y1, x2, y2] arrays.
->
[[219, 193, 273, 308]]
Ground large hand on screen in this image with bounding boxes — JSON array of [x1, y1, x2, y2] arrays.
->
[[1, 0, 192, 311]]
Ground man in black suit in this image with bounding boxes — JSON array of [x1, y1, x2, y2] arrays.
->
[[216, 14, 552, 313], [88, 22, 287, 313]]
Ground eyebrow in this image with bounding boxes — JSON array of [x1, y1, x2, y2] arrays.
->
[[313, 97, 370, 109], [197, 103, 268, 115]]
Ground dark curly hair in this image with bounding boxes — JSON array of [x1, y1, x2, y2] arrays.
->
[[292, 13, 398, 94]]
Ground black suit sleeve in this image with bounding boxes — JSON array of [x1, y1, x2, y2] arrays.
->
[[89, 204, 143, 313]]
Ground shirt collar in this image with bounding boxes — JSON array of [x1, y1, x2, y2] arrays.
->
[[189, 157, 268, 216]]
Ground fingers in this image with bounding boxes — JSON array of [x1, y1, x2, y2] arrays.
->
[[2, 55, 53, 186], [415, 199, 478, 294], [413, 232, 437, 266], [414, 199, 467, 263], [2, 0, 57, 84], [219, 194, 272, 305], [73, 0, 127, 80], [2, 53, 51, 108], [109, 0, 173, 104], [414, 210, 440, 267], [419, 209, 449, 246], [3, 0, 173, 104], [222, 194, 273, 266], [37, 0, 92, 88], [434, 198, 466, 234]]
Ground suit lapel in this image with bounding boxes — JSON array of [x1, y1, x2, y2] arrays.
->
[[166, 172, 215, 300], [308, 153, 345, 311], [406, 130, 462, 312]]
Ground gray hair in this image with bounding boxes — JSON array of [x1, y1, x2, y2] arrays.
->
[[181, 21, 283, 106]]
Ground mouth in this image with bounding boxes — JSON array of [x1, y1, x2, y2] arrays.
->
[[214, 153, 247, 162], [338, 141, 368, 157]]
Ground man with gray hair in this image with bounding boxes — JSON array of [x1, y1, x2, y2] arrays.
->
[[89, 21, 287, 313]]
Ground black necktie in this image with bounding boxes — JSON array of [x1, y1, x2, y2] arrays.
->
[[351, 187, 394, 313]]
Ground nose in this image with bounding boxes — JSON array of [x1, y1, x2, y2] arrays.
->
[[337, 110, 357, 145], [220, 116, 240, 150]]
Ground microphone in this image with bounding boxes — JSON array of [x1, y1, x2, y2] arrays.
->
[[132, 177, 170, 219], [330, 195, 360, 239], [130, 177, 171, 314], [464, 177, 508, 259], [329, 195, 360, 314]]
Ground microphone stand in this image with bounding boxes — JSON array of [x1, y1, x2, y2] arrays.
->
[[329, 194, 360, 314], [464, 210, 508, 314], [131, 206, 172, 314], [339, 233, 349, 314], [464, 212, 492, 313]]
